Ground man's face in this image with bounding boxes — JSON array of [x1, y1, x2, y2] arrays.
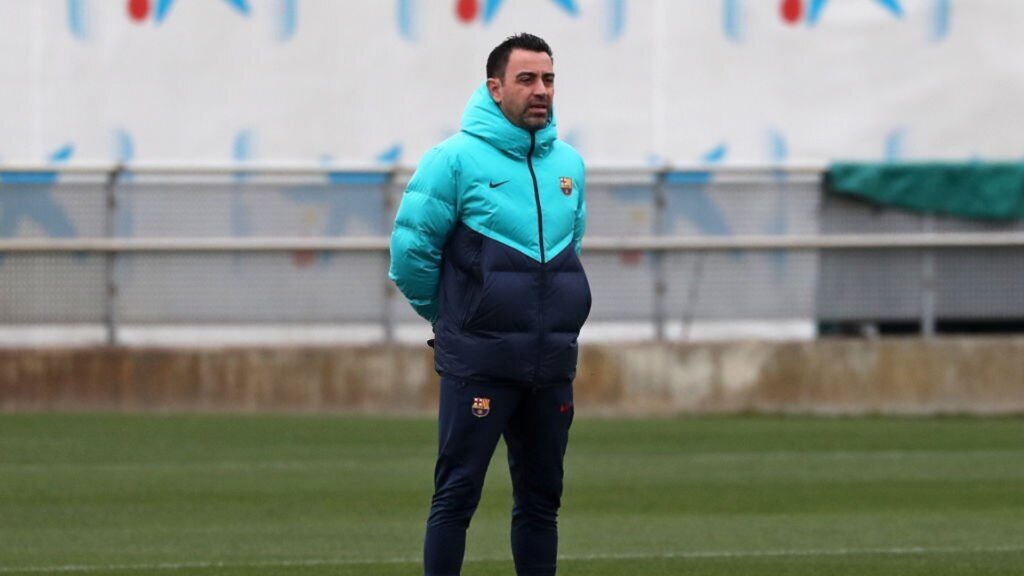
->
[[487, 49, 555, 131]]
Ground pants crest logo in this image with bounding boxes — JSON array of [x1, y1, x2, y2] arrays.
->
[[471, 397, 491, 418]]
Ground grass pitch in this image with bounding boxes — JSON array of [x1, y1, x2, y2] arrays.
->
[[1, 414, 1023, 575]]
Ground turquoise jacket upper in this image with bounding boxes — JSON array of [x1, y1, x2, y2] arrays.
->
[[389, 82, 590, 386]]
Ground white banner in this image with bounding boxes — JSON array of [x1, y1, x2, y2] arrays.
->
[[0, 0, 1021, 166]]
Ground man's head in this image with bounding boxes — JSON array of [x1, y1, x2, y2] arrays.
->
[[486, 33, 554, 132]]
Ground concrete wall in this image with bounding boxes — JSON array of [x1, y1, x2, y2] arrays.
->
[[3, 339, 1023, 415]]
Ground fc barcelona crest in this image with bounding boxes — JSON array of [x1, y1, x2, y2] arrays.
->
[[471, 397, 491, 418], [559, 177, 573, 196]]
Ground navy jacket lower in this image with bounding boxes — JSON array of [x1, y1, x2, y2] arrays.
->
[[433, 224, 591, 387]]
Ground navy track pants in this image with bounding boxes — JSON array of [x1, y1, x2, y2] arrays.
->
[[424, 376, 574, 576]]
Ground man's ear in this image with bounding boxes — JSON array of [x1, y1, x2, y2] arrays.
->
[[486, 77, 502, 105]]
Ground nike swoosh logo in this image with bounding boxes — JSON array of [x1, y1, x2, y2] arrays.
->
[[489, 180, 510, 189]]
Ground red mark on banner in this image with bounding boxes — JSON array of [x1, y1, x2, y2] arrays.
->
[[291, 250, 317, 268], [128, 0, 151, 21], [781, 0, 803, 24], [456, 0, 479, 22], [619, 250, 643, 267]]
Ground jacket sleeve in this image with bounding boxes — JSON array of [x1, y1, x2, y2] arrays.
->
[[573, 163, 587, 256], [388, 147, 459, 324]]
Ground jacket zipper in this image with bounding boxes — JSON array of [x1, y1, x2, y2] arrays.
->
[[527, 133, 545, 264], [528, 133, 545, 384]]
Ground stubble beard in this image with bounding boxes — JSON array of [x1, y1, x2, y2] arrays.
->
[[515, 101, 550, 132]]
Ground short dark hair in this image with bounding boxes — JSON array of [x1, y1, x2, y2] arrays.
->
[[486, 33, 553, 80]]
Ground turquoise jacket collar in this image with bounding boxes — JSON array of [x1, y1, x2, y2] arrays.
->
[[459, 82, 558, 160]]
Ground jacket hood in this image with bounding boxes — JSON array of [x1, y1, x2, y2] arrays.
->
[[460, 81, 558, 160]]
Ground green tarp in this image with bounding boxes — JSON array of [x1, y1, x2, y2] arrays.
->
[[827, 162, 1024, 221]]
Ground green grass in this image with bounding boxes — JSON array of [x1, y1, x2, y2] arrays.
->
[[1, 414, 1023, 575]]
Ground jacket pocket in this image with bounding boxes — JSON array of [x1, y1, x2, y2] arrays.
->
[[461, 279, 486, 329], [459, 244, 485, 329], [565, 260, 592, 333], [464, 269, 536, 333]]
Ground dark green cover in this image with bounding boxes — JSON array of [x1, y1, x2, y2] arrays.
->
[[827, 162, 1024, 220]]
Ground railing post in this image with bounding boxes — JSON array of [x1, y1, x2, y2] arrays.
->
[[103, 165, 123, 346], [652, 169, 668, 341], [382, 168, 398, 344], [921, 212, 937, 337]]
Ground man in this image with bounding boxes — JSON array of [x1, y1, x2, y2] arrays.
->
[[389, 33, 590, 576]]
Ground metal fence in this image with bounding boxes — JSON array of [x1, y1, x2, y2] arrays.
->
[[2, 164, 1024, 345]]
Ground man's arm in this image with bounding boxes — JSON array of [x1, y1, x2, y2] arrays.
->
[[388, 147, 458, 324]]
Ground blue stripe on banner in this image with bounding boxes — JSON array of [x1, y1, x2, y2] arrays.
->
[[723, 0, 742, 41], [114, 130, 134, 164], [701, 143, 728, 165], [49, 144, 74, 164], [223, 0, 251, 16], [278, 0, 298, 41], [155, 0, 175, 23], [769, 130, 788, 166], [67, 0, 87, 39], [884, 129, 906, 162], [397, 0, 415, 40], [807, 0, 828, 25], [607, 0, 625, 41], [549, 0, 579, 16], [233, 131, 253, 164], [0, 142, 71, 185], [875, 0, 904, 18], [931, 0, 951, 41], [226, 130, 252, 248], [0, 173, 58, 185], [113, 130, 136, 237], [665, 171, 713, 185], [326, 172, 389, 185], [482, 0, 504, 24], [376, 144, 403, 164]]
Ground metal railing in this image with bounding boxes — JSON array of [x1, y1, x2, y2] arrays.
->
[[3, 164, 1024, 344]]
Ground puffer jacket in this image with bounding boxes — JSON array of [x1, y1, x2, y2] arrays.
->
[[389, 82, 590, 387]]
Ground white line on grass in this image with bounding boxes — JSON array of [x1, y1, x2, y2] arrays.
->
[[0, 460, 368, 472], [2, 450, 1022, 472], [2, 544, 1023, 573]]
